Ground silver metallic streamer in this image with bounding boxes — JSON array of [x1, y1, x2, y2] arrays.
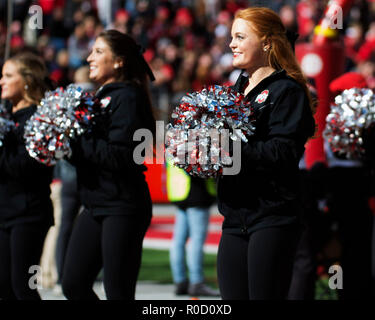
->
[[165, 85, 256, 178], [24, 84, 109, 166], [324, 88, 375, 159]]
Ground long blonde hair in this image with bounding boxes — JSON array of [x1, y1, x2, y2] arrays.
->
[[235, 7, 315, 114]]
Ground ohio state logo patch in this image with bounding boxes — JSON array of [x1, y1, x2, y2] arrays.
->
[[100, 96, 111, 108], [255, 90, 269, 103]]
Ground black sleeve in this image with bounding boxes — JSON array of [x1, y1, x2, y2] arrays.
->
[[363, 124, 375, 164], [0, 130, 52, 179], [70, 88, 146, 172], [241, 87, 314, 169]]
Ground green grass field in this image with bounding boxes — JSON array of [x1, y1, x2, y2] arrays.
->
[[138, 248, 218, 287], [138, 248, 338, 299]]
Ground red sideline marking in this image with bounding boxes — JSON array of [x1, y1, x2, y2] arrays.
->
[[145, 215, 224, 246]]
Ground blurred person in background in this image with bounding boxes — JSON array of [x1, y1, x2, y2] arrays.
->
[[279, 4, 298, 33], [49, 6, 69, 51], [0, 52, 54, 300], [67, 23, 90, 69], [167, 164, 219, 297], [171, 50, 197, 108], [325, 72, 373, 300], [191, 52, 215, 91], [109, 9, 131, 34]]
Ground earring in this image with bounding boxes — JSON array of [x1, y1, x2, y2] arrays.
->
[[24, 84, 28, 90], [114, 64, 119, 69], [263, 47, 268, 52]]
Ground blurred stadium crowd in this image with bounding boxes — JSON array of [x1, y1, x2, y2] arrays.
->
[[2, 0, 375, 120]]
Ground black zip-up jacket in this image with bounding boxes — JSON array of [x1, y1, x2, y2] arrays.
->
[[69, 82, 155, 216], [0, 105, 54, 228], [217, 70, 315, 235]]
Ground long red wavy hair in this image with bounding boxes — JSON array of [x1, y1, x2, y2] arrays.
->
[[235, 7, 315, 114]]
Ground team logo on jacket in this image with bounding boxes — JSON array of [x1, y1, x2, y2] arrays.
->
[[100, 96, 111, 108], [255, 90, 269, 103]]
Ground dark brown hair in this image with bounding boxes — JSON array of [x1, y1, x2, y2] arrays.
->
[[98, 30, 156, 134], [98, 30, 154, 83]]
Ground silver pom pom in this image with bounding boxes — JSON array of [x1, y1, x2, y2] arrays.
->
[[166, 85, 256, 178], [24, 84, 110, 166], [324, 88, 375, 159]]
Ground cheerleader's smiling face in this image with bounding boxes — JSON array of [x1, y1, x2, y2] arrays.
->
[[229, 18, 268, 72], [87, 37, 123, 86], [0, 61, 25, 103]]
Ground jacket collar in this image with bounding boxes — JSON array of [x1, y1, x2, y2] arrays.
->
[[12, 104, 36, 118], [234, 69, 286, 97], [95, 82, 130, 98]]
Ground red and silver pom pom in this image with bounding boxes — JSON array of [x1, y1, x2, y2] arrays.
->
[[24, 84, 110, 166], [165, 85, 256, 177], [324, 88, 375, 159]]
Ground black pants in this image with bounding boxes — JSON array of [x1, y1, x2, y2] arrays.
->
[[288, 222, 318, 300], [0, 222, 50, 300], [55, 179, 81, 283], [217, 224, 300, 300], [289, 166, 373, 300], [61, 208, 151, 300], [372, 216, 375, 298], [288, 169, 325, 300], [327, 167, 373, 299]]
